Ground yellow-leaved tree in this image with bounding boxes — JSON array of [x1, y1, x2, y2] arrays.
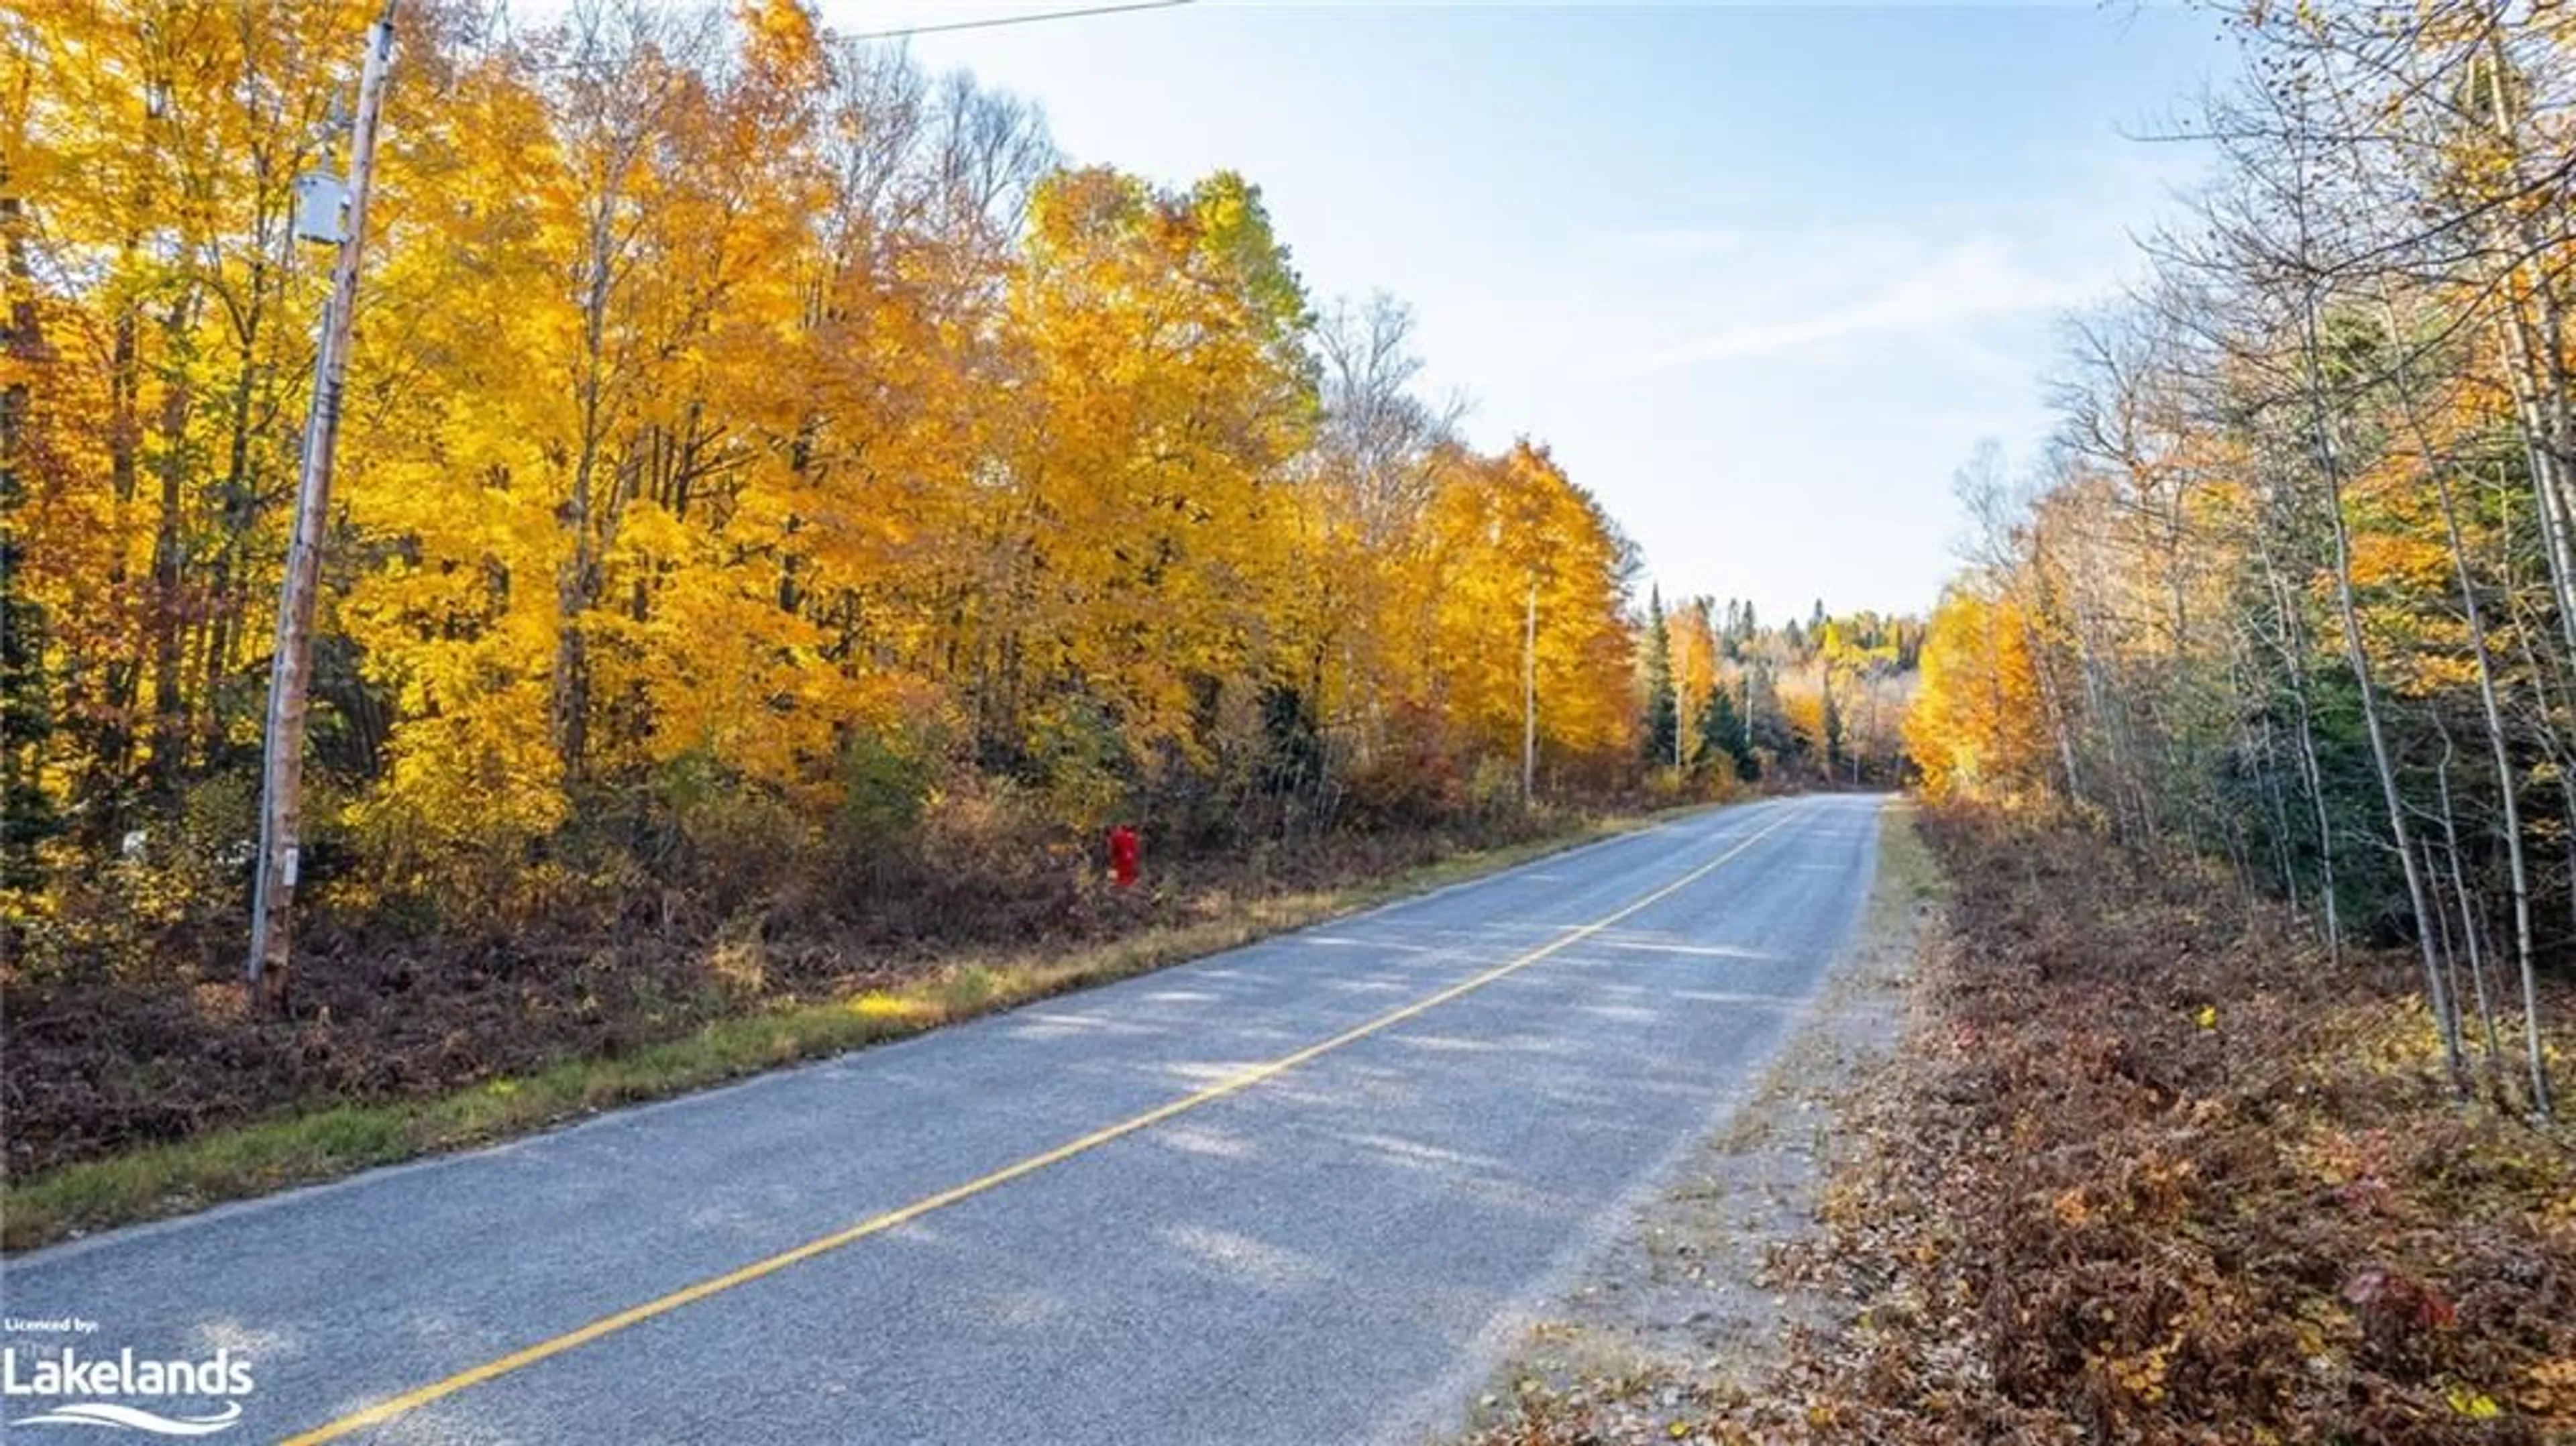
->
[[1905, 583, 2052, 805]]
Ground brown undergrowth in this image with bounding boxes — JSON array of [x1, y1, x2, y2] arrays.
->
[[1475, 805, 2576, 1446], [1709, 808, 2576, 1445], [3, 816, 1564, 1182], [5, 800, 1723, 1249]]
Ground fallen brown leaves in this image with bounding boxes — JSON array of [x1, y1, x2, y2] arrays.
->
[[3, 816, 1573, 1180], [1477, 806, 2576, 1446], [1725, 810, 2576, 1445]]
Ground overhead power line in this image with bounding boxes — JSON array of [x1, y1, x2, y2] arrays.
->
[[840, 0, 1195, 44]]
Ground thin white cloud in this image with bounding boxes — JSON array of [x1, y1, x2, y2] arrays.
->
[[1623, 235, 2104, 373], [1597, 225, 1748, 262]]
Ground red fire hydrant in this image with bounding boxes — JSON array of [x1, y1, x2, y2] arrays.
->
[[1107, 824, 1140, 890]]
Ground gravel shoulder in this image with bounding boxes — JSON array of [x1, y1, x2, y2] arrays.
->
[[7, 799, 1883, 1446], [1450, 799, 1941, 1446]]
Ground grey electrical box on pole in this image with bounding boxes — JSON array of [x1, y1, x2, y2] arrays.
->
[[292, 171, 350, 243], [247, 1, 397, 1008]]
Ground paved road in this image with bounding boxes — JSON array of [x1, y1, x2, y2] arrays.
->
[[4, 794, 1884, 1446]]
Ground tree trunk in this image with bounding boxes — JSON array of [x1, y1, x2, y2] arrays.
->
[[2255, 524, 2342, 956], [2422, 386, 2549, 1114], [2302, 295, 2465, 1088]]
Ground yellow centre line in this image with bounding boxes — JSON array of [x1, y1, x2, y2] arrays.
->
[[282, 801, 1808, 1444]]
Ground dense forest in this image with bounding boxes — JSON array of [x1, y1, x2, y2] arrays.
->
[[1906, 2, 2573, 1111], [0, 0, 1918, 1190], [2, 1, 1610, 976], [1648, 593, 1919, 793]]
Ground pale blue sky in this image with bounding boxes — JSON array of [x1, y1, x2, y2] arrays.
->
[[836, 1, 2231, 620]]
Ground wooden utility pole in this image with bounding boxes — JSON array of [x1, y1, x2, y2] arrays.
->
[[1672, 647, 1684, 771], [1521, 581, 1537, 805], [248, 1, 397, 1009], [1743, 668, 1754, 761]]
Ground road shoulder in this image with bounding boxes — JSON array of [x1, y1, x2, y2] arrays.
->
[[1448, 799, 1939, 1445], [5, 805, 1719, 1254]]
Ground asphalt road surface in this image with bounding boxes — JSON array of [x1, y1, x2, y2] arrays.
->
[[5, 794, 1885, 1446]]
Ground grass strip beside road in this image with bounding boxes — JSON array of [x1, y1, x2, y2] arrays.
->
[[3, 805, 1705, 1254], [276, 801, 1805, 1445]]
